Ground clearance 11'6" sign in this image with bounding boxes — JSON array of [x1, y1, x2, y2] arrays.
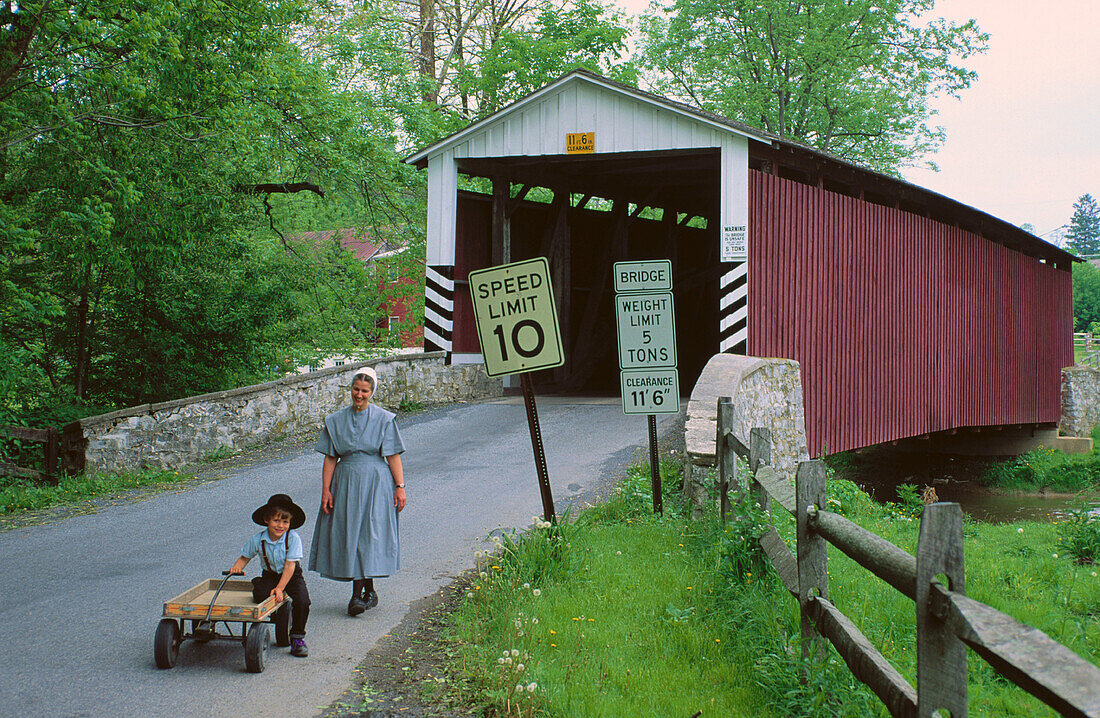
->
[[614, 260, 679, 415], [468, 257, 564, 377]]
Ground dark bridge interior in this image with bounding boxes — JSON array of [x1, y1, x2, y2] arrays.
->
[[450, 148, 723, 394]]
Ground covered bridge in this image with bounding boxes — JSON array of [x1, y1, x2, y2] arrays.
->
[[406, 69, 1076, 456]]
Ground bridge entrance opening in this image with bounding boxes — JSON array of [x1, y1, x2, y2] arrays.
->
[[451, 148, 722, 394]]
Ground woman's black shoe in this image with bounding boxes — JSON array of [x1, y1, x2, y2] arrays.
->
[[348, 595, 368, 616], [363, 590, 378, 610]]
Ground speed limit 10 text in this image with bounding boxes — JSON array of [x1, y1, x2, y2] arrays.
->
[[473, 271, 545, 319]]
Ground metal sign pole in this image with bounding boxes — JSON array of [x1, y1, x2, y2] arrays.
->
[[521, 372, 556, 523], [648, 414, 662, 514]]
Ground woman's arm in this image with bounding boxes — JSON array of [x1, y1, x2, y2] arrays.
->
[[387, 454, 406, 512], [321, 455, 338, 514]]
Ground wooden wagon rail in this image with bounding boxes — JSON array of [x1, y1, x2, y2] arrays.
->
[[0, 425, 60, 485], [714, 396, 1100, 718]]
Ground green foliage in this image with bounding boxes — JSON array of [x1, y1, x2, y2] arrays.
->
[[1066, 194, 1100, 257], [1072, 261, 1100, 332], [453, 0, 637, 118], [891, 483, 925, 519], [0, 468, 192, 514], [710, 488, 772, 584], [442, 452, 1100, 717], [583, 455, 683, 523], [981, 446, 1100, 493], [1057, 504, 1100, 564], [0, 0, 424, 420], [637, 0, 988, 173]]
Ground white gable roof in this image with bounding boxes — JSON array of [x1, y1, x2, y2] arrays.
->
[[405, 70, 769, 166]]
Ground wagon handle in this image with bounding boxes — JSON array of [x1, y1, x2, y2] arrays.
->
[[202, 570, 240, 624]]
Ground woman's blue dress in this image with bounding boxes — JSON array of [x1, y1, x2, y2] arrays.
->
[[309, 403, 405, 580]]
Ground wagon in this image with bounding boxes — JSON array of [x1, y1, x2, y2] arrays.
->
[[154, 572, 289, 673]]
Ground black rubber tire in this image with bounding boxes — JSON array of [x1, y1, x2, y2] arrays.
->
[[274, 604, 291, 647], [244, 623, 269, 673], [154, 619, 181, 669]]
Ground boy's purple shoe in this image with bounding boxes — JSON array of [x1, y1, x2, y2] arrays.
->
[[290, 637, 308, 657]]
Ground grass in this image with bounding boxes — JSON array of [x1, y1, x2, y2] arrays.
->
[[979, 425, 1100, 493], [441, 456, 1100, 717], [0, 468, 195, 515]]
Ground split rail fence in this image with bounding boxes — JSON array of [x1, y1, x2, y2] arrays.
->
[[0, 425, 60, 485], [714, 396, 1100, 718]]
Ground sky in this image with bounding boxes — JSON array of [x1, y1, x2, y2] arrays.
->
[[610, 0, 1100, 245]]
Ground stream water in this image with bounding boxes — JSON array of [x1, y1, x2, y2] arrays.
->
[[830, 448, 1099, 524]]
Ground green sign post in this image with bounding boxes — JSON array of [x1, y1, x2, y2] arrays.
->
[[468, 257, 564, 522]]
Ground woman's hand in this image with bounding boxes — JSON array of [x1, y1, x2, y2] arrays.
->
[[321, 488, 334, 514], [394, 486, 406, 512]]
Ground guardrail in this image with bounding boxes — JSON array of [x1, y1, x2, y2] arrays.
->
[[0, 425, 60, 485], [714, 396, 1100, 718], [1074, 332, 1100, 369]]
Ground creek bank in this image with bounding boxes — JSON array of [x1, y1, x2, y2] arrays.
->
[[827, 447, 1100, 523]]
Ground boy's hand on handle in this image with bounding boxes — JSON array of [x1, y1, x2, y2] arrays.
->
[[321, 488, 334, 514], [270, 587, 285, 603], [394, 486, 406, 512]]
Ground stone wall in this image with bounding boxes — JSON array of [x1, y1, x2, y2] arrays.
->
[[683, 354, 808, 518], [71, 352, 503, 474], [1061, 366, 1100, 438]]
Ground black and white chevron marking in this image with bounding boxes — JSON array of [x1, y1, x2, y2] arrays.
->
[[424, 265, 454, 353], [719, 261, 747, 353]]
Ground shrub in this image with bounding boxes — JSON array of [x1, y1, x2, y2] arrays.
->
[[1058, 504, 1100, 564]]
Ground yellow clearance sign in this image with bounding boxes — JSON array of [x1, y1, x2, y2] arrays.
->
[[566, 132, 595, 154], [468, 258, 564, 377]]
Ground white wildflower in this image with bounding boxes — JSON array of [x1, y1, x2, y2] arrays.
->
[[1017, 528, 1024, 533], [523, 582, 530, 589], [516, 663, 525, 672], [532, 588, 541, 597], [527, 682, 537, 693], [511, 649, 519, 657], [516, 683, 525, 692]]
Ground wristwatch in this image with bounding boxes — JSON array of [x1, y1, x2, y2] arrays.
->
[[395, 483, 405, 489]]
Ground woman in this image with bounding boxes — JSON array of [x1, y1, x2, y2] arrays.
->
[[309, 367, 407, 616]]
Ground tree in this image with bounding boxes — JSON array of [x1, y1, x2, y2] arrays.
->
[[1072, 261, 1100, 333], [637, 0, 988, 174], [1066, 194, 1100, 257], [0, 0, 421, 416]]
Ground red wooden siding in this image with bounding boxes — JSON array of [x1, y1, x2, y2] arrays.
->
[[747, 171, 1073, 457]]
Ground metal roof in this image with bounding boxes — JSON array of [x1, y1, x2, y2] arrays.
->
[[406, 68, 1076, 265]]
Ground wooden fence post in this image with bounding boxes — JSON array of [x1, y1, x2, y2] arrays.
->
[[749, 427, 772, 514], [916, 502, 967, 718], [796, 459, 828, 666], [45, 427, 59, 486], [716, 397, 733, 522]]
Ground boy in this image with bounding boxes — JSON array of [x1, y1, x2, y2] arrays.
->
[[231, 493, 312, 657]]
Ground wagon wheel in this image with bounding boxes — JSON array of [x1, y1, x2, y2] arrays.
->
[[274, 604, 291, 647], [154, 619, 181, 669], [244, 622, 270, 673]]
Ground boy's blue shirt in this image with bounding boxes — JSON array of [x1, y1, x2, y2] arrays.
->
[[241, 529, 303, 573]]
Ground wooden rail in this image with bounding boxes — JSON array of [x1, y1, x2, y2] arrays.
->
[[1073, 332, 1100, 369], [0, 425, 60, 485], [714, 396, 1100, 718]]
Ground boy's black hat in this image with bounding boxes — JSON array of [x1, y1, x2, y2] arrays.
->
[[252, 494, 306, 529]]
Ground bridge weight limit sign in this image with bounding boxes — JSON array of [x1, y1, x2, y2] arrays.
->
[[614, 260, 680, 514], [469, 257, 563, 522]]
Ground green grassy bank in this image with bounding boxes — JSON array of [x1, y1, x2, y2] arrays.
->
[[438, 458, 1100, 717]]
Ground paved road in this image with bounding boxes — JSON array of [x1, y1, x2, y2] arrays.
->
[[0, 396, 677, 717]]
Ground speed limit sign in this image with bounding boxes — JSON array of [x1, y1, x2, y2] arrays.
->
[[468, 257, 564, 377]]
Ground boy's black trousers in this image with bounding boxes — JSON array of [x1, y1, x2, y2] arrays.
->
[[252, 564, 311, 637]]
